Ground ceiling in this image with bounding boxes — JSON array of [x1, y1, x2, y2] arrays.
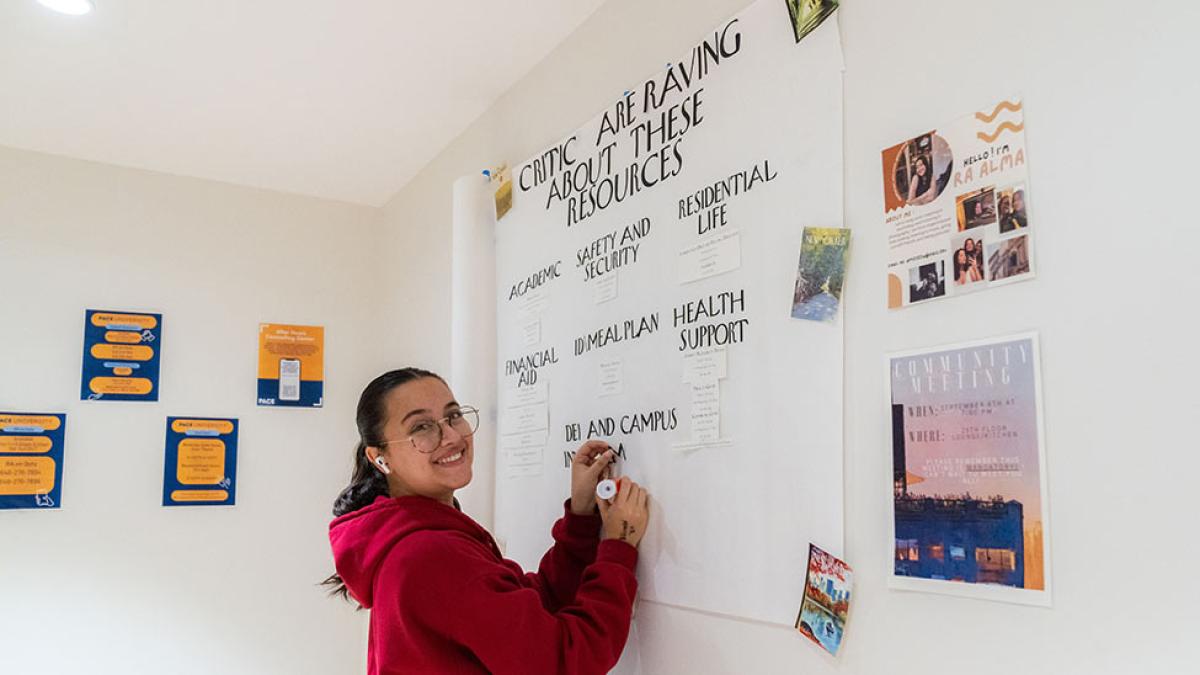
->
[[0, 1, 606, 206]]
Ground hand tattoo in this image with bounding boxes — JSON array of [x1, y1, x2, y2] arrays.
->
[[620, 520, 636, 542]]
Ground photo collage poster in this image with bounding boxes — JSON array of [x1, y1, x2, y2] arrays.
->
[[882, 97, 1034, 309]]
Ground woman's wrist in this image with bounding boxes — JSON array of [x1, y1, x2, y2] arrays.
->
[[569, 498, 597, 516]]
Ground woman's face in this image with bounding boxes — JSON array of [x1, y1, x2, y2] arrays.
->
[[965, 239, 975, 253], [376, 377, 473, 501], [914, 157, 927, 177], [999, 195, 1012, 215], [956, 249, 967, 265]]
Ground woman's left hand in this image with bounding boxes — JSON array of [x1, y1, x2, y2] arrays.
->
[[570, 440, 615, 515]]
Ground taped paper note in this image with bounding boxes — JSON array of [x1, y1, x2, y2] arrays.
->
[[519, 288, 550, 320], [501, 403, 548, 434], [594, 272, 619, 304], [598, 359, 623, 397], [683, 346, 728, 383], [690, 378, 721, 443], [679, 230, 741, 284], [520, 320, 541, 347], [504, 380, 548, 408]]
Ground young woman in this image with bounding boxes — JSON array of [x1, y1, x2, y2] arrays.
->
[[325, 368, 650, 675], [906, 154, 934, 204], [954, 247, 983, 285]]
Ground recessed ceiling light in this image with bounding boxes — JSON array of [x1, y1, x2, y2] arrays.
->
[[37, 0, 95, 16]]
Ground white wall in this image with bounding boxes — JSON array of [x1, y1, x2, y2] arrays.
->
[[379, 0, 1200, 673], [0, 147, 381, 675], [4, 0, 1197, 672]]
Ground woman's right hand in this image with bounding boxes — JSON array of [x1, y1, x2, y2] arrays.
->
[[597, 477, 650, 548]]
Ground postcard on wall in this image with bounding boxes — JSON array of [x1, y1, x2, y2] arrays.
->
[[887, 333, 1051, 606], [162, 417, 238, 507], [795, 543, 852, 655], [791, 227, 850, 323], [881, 97, 1035, 309], [257, 323, 324, 407], [493, 164, 513, 221], [784, 0, 839, 43], [0, 413, 67, 510], [81, 309, 162, 401]]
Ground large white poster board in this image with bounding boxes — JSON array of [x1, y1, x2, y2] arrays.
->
[[494, 0, 845, 625]]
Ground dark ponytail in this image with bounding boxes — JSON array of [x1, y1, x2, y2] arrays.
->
[[322, 367, 444, 601]]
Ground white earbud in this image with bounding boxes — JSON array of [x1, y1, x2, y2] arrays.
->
[[374, 456, 391, 475]]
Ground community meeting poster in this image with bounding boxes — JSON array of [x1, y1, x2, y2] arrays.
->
[[81, 309, 163, 401], [0, 413, 66, 509], [162, 417, 238, 507], [256, 323, 324, 407], [888, 333, 1051, 606], [881, 97, 1035, 309]]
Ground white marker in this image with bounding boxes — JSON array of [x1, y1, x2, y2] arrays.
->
[[596, 478, 618, 501]]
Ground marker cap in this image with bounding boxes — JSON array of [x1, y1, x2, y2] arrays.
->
[[596, 478, 618, 500]]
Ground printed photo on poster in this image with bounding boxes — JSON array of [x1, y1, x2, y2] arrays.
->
[[987, 235, 1031, 281], [784, 0, 839, 44], [882, 97, 1036, 309], [257, 323, 324, 407], [792, 227, 851, 323], [81, 309, 162, 401], [162, 417, 238, 507], [950, 232, 986, 288], [997, 183, 1029, 233], [795, 543, 853, 655], [888, 333, 1051, 605], [955, 187, 996, 231], [887, 132, 953, 207], [0, 413, 67, 510], [907, 260, 945, 303]]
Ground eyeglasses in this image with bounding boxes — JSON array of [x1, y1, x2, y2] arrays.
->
[[379, 406, 479, 454]]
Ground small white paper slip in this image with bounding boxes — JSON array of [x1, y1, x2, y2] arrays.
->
[[519, 288, 550, 320], [594, 272, 619, 304], [501, 403, 548, 433], [503, 380, 548, 408], [501, 430, 546, 473], [499, 430, 548, 450], [678, 229, 741, 284], [682, 346, 728, 383], [692, 411, 720, 443], [671, 438, 734, 453], [505, 445, 543, 467], [520, 320, 541, 347], [690, 378, 721, 443], [597, 359, 623, 397], [505, 462, 543, 478]]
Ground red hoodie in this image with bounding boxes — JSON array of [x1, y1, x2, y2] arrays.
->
[[329, 495, 638, 675]]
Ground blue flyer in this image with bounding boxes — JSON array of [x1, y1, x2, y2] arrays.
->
[[162, 417, 238, 507], [0, 412, 67, 510], [81, 309, 163, 402]]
